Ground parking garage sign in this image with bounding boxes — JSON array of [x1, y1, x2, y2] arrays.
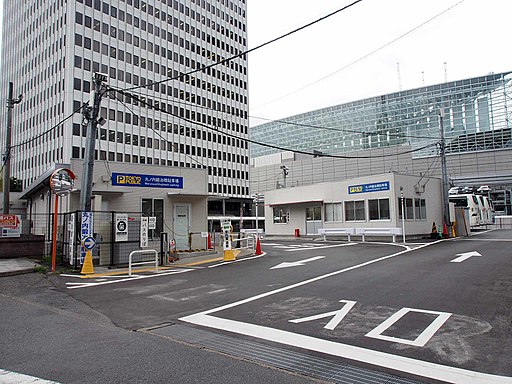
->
[[348, 181, 390, 194]]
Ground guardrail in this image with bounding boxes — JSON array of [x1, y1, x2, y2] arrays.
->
[[318, 227, 402, 242], [318, 228, 355, 241], [494, 215, 512, 229], [128, 249, 158, 276], [240, 229, 264, 239], [232, 235, 255, 250]]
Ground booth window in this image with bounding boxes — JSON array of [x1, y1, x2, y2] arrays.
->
[[369, 198, 390, 220], [325, 203, 342, 222], [345, 200, 365, 221], [414, 198, 427, 220], [273, 207, 290, 224], [398, 197, 414, 220], [142, 198, 164, 238]]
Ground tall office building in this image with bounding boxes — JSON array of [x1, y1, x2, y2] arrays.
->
[[1, 0, 249, 201]]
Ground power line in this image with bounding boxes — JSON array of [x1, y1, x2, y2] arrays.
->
[[122, 87, 440, 142], [111, 92, 207, 169], [10, 102, 88, 149], [109, 86, 440, 160], [252, 0, 466, 111], [120, 0, 364, 93]]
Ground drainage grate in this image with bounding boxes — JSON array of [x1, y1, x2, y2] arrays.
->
[[144, 323, 426, 384]]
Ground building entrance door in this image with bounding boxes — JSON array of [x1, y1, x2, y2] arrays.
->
[[174, 205, 190, 250], [306, 206, 322, 235]]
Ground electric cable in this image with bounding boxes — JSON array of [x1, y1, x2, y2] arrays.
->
[[120, 0, 364, 93], [252, 0, 465, 110], [123, 87, 439, 141], [10, 102, 89, 149], [112, 92, 208, 169], [110, 86, 440, 159]]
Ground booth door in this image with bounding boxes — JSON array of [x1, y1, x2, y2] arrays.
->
[[306, 206, 323, 235], [174, 205, 190, 250]]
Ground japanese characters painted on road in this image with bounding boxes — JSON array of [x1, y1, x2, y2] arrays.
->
[[80, 212, 94, 264], [140, 217, 149, 248], [115, 213, 128, 242], [0, 214, 22, 238], [221, 219, 232, 251]]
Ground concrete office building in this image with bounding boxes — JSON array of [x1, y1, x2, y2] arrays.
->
[[1, 0, 250, 219], [251, 71, 512, 196]]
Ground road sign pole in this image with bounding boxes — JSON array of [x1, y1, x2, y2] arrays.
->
[[51, 194, 59, 272]]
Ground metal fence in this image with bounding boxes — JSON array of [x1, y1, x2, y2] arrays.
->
[[29, 210, 169, 269]]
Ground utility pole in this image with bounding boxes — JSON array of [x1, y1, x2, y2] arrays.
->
[[439, 108, 451, 236], [2, 82, 22, 214], [80, 73, 108, 211]]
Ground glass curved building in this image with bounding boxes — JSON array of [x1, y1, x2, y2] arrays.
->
[[250, 72, 512, 160]]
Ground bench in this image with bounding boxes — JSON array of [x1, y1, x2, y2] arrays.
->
[[318, 228, 355, 241], [355, 227, 402, 242]]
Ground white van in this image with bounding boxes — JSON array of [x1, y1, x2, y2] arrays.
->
[[482, 196, 494, 224], [474, 195, 486, 225], [449, 194, 481, 227]]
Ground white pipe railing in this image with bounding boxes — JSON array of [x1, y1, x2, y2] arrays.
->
[[128, 249, 158, 276], [231, 235, 255, 250]]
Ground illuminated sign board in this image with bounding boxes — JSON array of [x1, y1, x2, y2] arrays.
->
[[112, 173, 183, 189], [348, 181, 390, 194]]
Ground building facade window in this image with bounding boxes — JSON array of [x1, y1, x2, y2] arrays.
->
[[368, 198, 390, 220], [414, 198, 427, 220], [325, 202, 342, 222], [345, 200, 365, 221], [273, 207, 289, 224]]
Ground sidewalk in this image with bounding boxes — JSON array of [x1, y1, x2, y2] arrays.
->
[[0, 258, 40, 277], [0, 246, 257, 278]]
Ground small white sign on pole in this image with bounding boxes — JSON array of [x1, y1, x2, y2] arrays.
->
[[140, 217, 149, 248], [148, 216, 156, 230], [115, 213, 128, 242]]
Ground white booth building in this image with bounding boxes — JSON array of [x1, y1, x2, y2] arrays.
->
[[264, 173, 443, 238]]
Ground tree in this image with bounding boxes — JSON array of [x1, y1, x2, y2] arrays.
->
[[0, 177, 22, 192]]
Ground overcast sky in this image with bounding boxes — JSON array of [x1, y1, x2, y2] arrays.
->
[[246, 0, 512, 126]]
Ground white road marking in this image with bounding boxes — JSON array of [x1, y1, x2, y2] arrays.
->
[[365, 307, 452, 347], [0, 369, 60, 383], [66, 269, 193, 289], [179, 239, 509, 383], [270, 256, 325, 270], [208, 253, 266, 268], [182, 313, 512, 384], [286, 243, 357, 252], [289, 300, 357, 330], [450, 251, 482, 263]]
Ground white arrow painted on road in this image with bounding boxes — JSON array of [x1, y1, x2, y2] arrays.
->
[[270, 256, 325, 270], [289, 300, 357, 330], [450, 251, 482, 263]]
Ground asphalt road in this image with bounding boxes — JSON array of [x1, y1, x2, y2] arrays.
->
[[2, 229, 511, 383]]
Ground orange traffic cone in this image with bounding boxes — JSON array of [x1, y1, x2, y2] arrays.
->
[[255, 236, 263, 255], [430, 222, 438, 239], [442, 222, 449, 239]]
